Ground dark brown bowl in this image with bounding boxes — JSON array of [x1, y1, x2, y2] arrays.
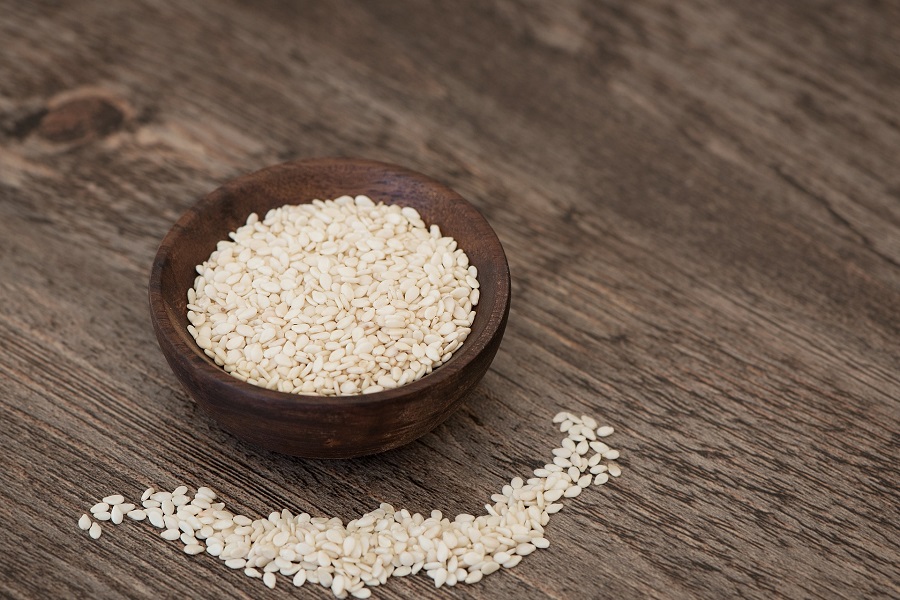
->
[[149, 158, 510, 458]]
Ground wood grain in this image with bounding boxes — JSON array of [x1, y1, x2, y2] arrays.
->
[[1, 0, 898, 598]]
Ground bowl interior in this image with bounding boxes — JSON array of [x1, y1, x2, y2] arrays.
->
[[152, 158, 509, 407]]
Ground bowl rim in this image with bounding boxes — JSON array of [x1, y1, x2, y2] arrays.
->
[[148, 157, 511, 410]]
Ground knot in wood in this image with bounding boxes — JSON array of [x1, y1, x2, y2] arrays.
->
[[37, 97, 124, 143]]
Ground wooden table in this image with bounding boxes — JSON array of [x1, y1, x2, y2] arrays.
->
[[1, 1, 897, 598]]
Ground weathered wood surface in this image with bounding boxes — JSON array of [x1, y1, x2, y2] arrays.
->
[[1, 1, 898, 598]]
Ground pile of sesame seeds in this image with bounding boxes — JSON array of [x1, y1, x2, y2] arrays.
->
[[186, 195, 478, 396], [77, 411, 621, 596]]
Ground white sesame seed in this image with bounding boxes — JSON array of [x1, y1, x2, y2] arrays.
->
[[78, 514, 91, 530], [596, 426, 614, 437], [102, 495, 124, 505], [111, 504, 124, 525], [88, 522, 102, 539], [603, 450, 620, 461], [147, 509, 165, 529], [127, 510, 146, 521], [590, 441, 610, 454], [608, 463, 622, 477], [543, 489, 564, 502], [184, 544, 205, 555], [90, 502, 109, 514], [563, 485, 582, 498], [93, 511, 111, 521], [594, 473, 610, 485], [263, 572, 276, 588], [161, 529, 180, 541], [502, 555, 523, 568], [515, 543, 536, 556]]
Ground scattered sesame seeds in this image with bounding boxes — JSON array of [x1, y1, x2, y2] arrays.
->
[[75, 411, 622, 596]]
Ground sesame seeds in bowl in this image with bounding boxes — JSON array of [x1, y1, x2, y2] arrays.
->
[[149, 158, 510, 458], [187, 195, 479, 397]]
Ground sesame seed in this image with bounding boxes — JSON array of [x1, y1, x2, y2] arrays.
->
[[90, 502, 109, 514], [161, 529, 180, 541], [88, 522, 102, 539], [184, 544, 205, 555], [563, 485, 583, 498], [263, 572, 276, 588], [590, 441, 610, 454], [111, 504, 124, 525], [78, 514, 91, 530], [147, 509, 165, 529]]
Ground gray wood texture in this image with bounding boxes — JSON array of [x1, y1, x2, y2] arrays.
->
[[1, 1, 898, 598]]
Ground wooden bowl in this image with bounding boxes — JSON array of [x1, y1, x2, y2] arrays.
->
[[149, 158, 510, 458]]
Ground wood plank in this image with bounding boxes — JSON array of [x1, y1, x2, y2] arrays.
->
[[0, 0, 897, 598]]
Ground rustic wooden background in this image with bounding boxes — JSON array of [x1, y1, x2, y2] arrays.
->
[[1, 1, 898, 598]]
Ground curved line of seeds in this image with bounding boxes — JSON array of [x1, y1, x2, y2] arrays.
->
[[77, 412, 622, 598]]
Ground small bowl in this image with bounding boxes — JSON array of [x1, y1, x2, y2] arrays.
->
[[149, 158, 510, 458]]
